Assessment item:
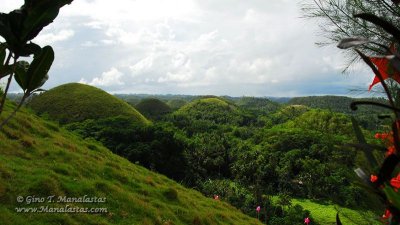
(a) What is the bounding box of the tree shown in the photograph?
[302,0,400,68]
[276,193,292,215]
[0,0,72,129]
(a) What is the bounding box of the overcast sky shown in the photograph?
[2,0,373,97]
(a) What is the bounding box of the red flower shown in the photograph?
[390,174,400,189]
[387,146,396,156]
[370,175,378,183]
[382,209,391,220]
[368,57,400,90]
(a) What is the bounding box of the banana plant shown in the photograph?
[0,0,73,129]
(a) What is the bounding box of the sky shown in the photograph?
[1,0,374,97]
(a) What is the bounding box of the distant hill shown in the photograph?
[166,99,188,110]
[267,97,292,103]
[271,105,310,124]
[236,97,281,115]
[288,96,390,130]
[0,101,262,225]
[288,96,388,114]
[135,98,172,119]
[174,97,243,125]
[28,83,149,124]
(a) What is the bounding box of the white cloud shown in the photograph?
[82,68,125,87]
[34,29,75,45]
[2,0,374,96]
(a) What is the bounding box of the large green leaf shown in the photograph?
[14,61,30,90]
[19,42,41,57]
[25,46,53,92]
[383,185,400,210]
[21,0,73,42]
[351,116,378,168]
[0,1,72,56]
[0,14,18,50]
[0,65,13,79]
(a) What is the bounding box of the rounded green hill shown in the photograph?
[28,83,149,124]
[167,99,187,110]
[135,98,171,119]
[175,97,242,124]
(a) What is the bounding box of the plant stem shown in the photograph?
[350,100,400,112]
[0,52,13,113]
[0,55,17,116]
[0,51,12,78]
[0,93,27,130]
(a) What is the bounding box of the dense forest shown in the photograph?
[26,85,387,224]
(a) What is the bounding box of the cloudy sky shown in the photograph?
[2,0,373,97]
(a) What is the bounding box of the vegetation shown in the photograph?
[4,1,400,223]
[28,83,149,124]
[53,88,386,224]
[301,0,399,59]
[304,0,400,223]
[276,198,380,225]
[288,96,391,130]
[0,100,262,225]
[0,0,72,129]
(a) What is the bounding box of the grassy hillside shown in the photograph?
[28,83,149,125]
[290,199,380,225]
[0,101,262,225]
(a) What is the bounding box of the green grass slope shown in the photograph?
[290,199,380,225]
[28,83,149,124]
[0,101,261,225]
[175,98,242,125]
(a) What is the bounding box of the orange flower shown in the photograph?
[370,175,378,183]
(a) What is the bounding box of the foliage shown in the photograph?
[0,0,72,129]
[282,109,354,136]
[173,97,243,125]
[66,117,187,181]
[0,101,262,225]
[26,82,385,222]
[199,179,256,214]
[28,83,149,124]
[307,0,400,223]
[270,105,310,124]
[301,0,400,60]
[268,204,314,225]
[291,198,380,225]
[288,96,391,130]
